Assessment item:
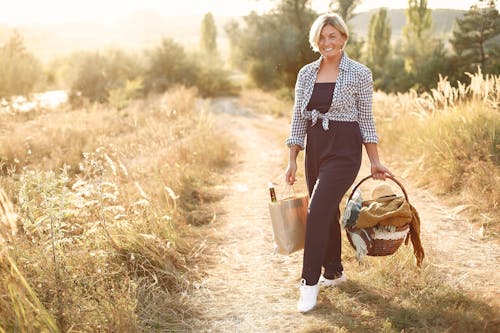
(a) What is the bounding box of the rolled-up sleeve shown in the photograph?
[285,71,308,149]
[356,68,378,143]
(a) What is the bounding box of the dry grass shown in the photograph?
[0,86,231,331]
[237,89,293,118]
[304,241,500,332]
[237,72,499,234]
[374,71,499,237]
[172,96,499,332]
[231,86,499,332]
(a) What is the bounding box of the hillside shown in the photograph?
[0,12,237,62]
[0,9,465,62]
[350,8,465,39]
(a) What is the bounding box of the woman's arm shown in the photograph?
[285,69,308,149]
[285,69,307,185]
[285,145,301,185]
[356,68,378,144]
[364,142,393,180]
[356,67,392,180]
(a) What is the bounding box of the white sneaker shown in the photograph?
[297,279,319,313]
[318,272,347,287]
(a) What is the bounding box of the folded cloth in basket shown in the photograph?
[406,204,424,267]
[356,196,411,229]
[355,196,424,267]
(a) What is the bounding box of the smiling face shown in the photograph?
[318,24,347,59]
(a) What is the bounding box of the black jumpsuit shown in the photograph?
[302,82,363,285]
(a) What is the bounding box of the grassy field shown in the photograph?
[0,69,498,331]
[0,86,231,331]
[374,72,499,238]
[244,71,500,238]
[235,72,499,331]
[297,245,499,332]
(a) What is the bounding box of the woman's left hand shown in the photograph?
[371,162,394,180]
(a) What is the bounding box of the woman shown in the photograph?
[285,13,393,313]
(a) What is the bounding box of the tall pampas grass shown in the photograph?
[375,70,499,235]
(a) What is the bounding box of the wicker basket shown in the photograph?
[345,175,410,257]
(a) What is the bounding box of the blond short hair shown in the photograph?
[309,13,349,52]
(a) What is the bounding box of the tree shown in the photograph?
[144,38,235,97]
[274,0,316,71]
[404,0,432,39]
[226,0,317,89]
[328,0,364,61]
[401,0,433,74]
[144,38,197,93]
[450,0,500,75]
[70,50,141,103]
[200,12,217,55]
[398,0,452,91]
[0,30,43,99]
[70,53,108,103]
[328,0,362,21]
[342,36,362,61]
[366,8,392,89]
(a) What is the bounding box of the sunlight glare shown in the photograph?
[0,0,275,25]
[0,0,481,26]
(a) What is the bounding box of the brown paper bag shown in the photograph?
[268,195,308,255]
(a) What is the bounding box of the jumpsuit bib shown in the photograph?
[302,82,362,285]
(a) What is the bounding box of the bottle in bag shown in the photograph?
[268,182,277,202]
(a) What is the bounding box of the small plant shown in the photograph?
[108,78,144,110]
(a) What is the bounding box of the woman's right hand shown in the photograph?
[285,161,297,185]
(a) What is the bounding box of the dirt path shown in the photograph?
[185,99,499,332]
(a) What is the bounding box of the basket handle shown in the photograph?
[348,175,410,203]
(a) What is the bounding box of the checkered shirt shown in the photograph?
[286,52,378,149]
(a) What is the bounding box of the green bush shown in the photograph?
[108,78,144,110]
[194,57,238,97]
[62,38,236,104]
[0,31,43,99]
[225,3,317,90]
[144,39,236,97]
[144,38,197,93]
[69,50,141,104]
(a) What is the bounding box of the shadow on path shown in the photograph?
[305,279,499,332]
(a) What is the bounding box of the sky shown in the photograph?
[0,0,481,26]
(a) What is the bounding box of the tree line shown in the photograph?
[0,0,498,102]
[227,0,499,92]
[0,12,233,106]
